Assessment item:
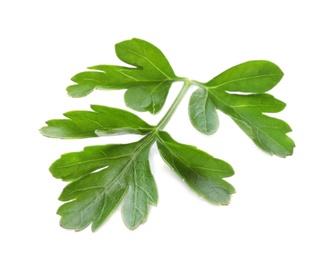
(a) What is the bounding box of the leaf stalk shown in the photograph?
[156,80,191,131]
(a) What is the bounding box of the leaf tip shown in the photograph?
[39,126,48,136]
[39,125,61,139]
[66,84,95,98]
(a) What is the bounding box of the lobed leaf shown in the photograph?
[208,90,295,157]
[198,60,295,157]
[40,104,154,139]
[67,38,178,114]
[157,131,235,205]
[51,136,158,231]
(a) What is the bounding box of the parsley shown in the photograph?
[40,38,295,231]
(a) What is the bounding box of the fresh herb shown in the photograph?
[40,38,294,231]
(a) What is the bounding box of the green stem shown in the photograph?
[135,80,191,153]
[189,79,206,89]
[156,80,191,131]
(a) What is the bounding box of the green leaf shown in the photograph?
[189,88,219,135]
[209,90,295,157]
[115,38,175,79]
[124,81,170,114]
[205,60,284,93]
[199,60,294,157]
[67,38,178,114]
[40,104,154,139]
[41,38,295,232]
[51,136,158,231]
[157,131,235,205]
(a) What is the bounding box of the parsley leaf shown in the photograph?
[41,38,295,231]
[67,38,179,114]
[40,104,153,139]
[157,131,235,205]
[51,135,157,231]
[190,60,295,157]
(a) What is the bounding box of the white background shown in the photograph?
[1,0,332,259]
